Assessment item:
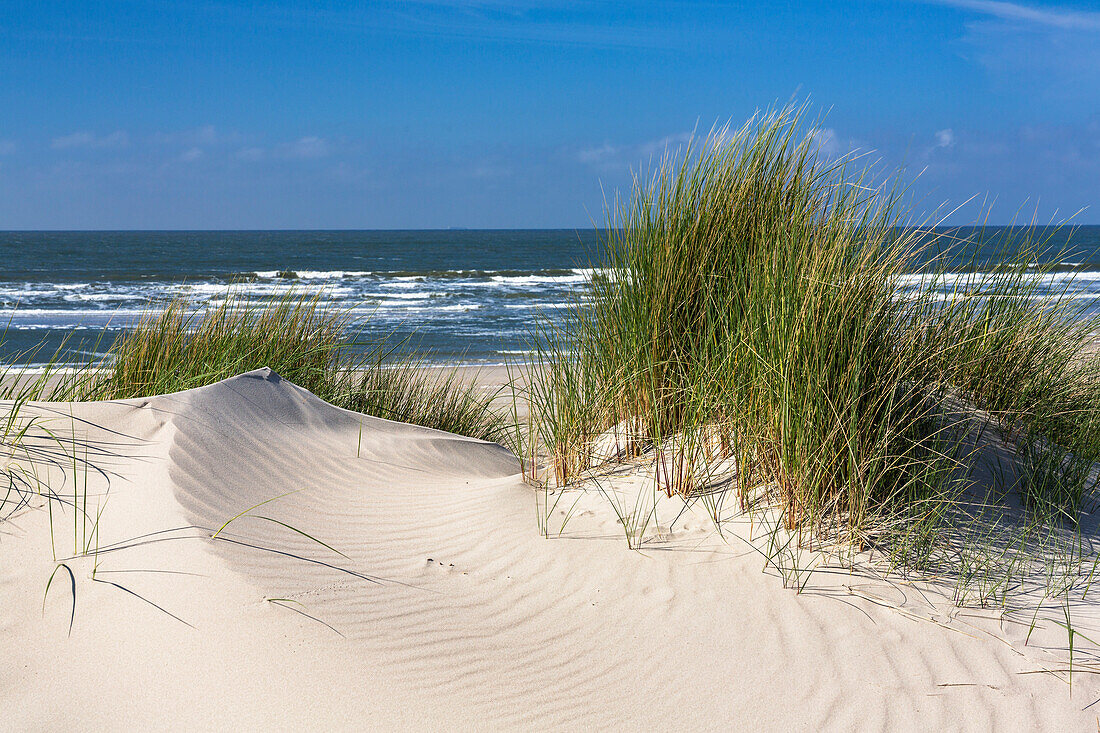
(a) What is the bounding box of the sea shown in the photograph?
[1,226,1099,366]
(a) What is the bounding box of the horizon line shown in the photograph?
[3,223,1099,233]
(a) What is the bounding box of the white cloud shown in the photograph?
[577,142,618,164]
[233,137,334,163]
[926,0,1100,31]
[235,147,266,162]
[934,0,1100,97]
[179,147,203,162]
[809,127,873,161]
[922,128,957,159]
[809,127,840,157]
[51,132,95,149]
[51,130,129,150]
[154,125,240,147]
[192,125,219,146]
[470,162,511,179]
[277,136,331,160]
[637,132,693,158]
[577,132,693,168]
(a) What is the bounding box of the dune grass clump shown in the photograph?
[333,355,507,440]
[79,295,346,401]
[11,293,513,443]
[897,229,1100,523]
[525,105,1100,566]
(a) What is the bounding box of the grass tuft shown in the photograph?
[56,292,512,442]
[521,103,1100,597]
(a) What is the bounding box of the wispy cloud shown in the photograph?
[0,140,16,155]
[232,136,334,163]
[235,146,266,162]
[277,136,331,160]
[918,128,958,159]
[208,2,682,54]
[51,130,129,150]
[154,125,241,147]
[469,161,511,179]
[808,127,839,157]
[637,132,693,158]
[807,126,873,162]
[927,0,1100,31]
[576,142,618,165]
[577,132,692,169]
[927,0,1100,102]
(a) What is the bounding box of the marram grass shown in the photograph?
[79,294,346,401]
[522,105,1100,580]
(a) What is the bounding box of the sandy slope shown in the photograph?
[2,368,1098,730]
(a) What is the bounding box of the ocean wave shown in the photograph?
[251,269,373,280]
[4,323,117,331]
[62,292,149,302]
[179,282,359,298]
[0,307,149,318]
[372,292,434,301]
[502,302,578,310]
[895,270,1100,289]
[371,303,482,313]
[240,266,607,282]
[0,265,605,295]
[488,274,590,286]
[0,288,69,299]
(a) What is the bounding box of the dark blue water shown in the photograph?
[0,226,1097,365]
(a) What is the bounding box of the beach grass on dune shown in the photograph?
[332,353,506,439]
[521,104,1100,589]
[79,294,347,401]
[1,293,510,443]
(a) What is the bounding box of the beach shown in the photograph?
[5,219,1100,729]
[6,0,1099,728]
[5,130,1100,732]
[4,367,1100,730]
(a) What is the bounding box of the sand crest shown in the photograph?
[1,368,1097,730]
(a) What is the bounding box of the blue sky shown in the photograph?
[0,0,1097,229]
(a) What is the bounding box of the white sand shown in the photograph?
[2,368,1099,730]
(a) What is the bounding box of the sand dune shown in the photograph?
[2,368,1098,730]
